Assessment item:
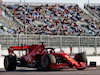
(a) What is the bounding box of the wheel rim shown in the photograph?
[41,57,49,68]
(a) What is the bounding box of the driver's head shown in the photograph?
[50,49,53,53]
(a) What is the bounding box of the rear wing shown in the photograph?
[8,46,29,55]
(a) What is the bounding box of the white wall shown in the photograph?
[0,45,1,57]
[0,45,99,68]
[87,56,100,66]
[0,56,4,68]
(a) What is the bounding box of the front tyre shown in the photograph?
[75,52,87,64]
[4,55,16,71]
[75,52,87,70]
[41,54,56,70]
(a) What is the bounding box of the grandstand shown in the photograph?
[0,2,100,36]
[0,2,100,55]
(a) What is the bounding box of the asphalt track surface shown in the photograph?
[0,67,99,75]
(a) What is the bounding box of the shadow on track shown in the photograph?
[0,68,85,73]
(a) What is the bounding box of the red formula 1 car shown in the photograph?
[4,43,87,71]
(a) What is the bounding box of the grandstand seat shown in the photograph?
[74,33,79,36]
[52,16,58,20]
[0,29,8,36]
[68,28,74,32]
[85,28,92,34]
[11,5,18,9]
[8,29,14,34]
[47,11,51,15]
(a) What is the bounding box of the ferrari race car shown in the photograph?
[4,43,87,71]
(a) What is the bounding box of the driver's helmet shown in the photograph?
[50,49,53,53]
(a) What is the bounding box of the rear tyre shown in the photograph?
[41,54,56,70]
[4,55,16,71]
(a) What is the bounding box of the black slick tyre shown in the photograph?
[74,52,87,70]
[4,55,16,71]
[75,52,87,64]
[41,54,56,70]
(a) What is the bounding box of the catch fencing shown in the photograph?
[0,34,100,55]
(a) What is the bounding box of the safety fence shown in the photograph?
[0,34,100,55]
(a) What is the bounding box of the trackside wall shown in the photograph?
[0,56,4,68]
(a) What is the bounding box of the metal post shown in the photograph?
[9,35,11,47]
[20,0,21,4]
[88,0,89,6]
[18,34,19,46]
[22,35,23,46]
[7,35,8,48]
[95,37,97,55]
[78,36,80,53]
[38,35,39,44]
[26,34,27,45]
[60,36,62,51]
[48,35,49,47]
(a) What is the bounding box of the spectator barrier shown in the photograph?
[0,34,100,55]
